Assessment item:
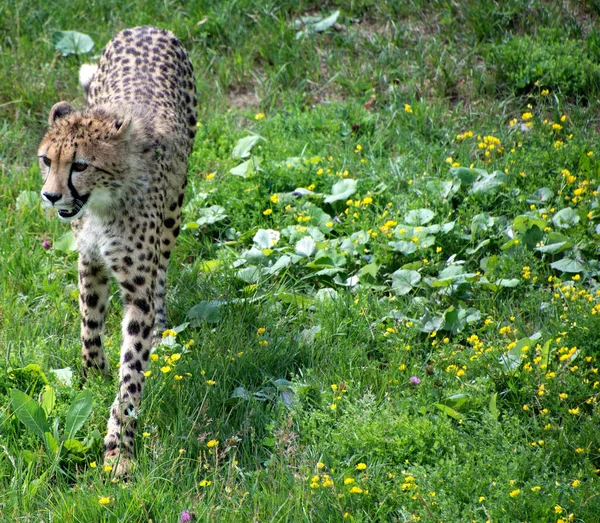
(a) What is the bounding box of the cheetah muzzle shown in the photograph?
[38,26,197,476]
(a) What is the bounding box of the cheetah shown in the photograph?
[37,26,197,475]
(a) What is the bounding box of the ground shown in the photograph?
[1,1,600,521]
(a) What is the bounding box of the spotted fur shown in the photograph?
[38,26,197,475]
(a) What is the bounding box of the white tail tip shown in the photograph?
[79,64,98,92]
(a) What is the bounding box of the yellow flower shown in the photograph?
[143,432,150,437]
[144,370,152,377]
[317,462,325,469]
[161,365,172,373]
[575,448,585,454]
[404,104,413,113]
[356,463,367,470]
[98,497,111,505]
[205,172,215,181]
[162,329,177,338]
[90,461,97,468]
[522,112,533,120]
[103,465,113,473]
[174,375,183,381]
[531,486,541,492]
[199,479,212,487]
[151,353,159,362]
[571,479,580,487]
[541,89,549,95]
[254,113,265,120]
[257,327,266,334]
[206,379,216,386]
[207,439,219,448]
[568,407,579,415]
[263,208,273,216]
[509,489,521,497]
[349,486,363,494]
[330,403,337,410]
[270,194,279,204]
[555,505,563,514]
[344,477,355,484]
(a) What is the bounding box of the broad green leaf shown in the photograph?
[358,263,379,284]
[295,236,317,257]
[541,339,552,370]
[50,367,73,386]
[552,207,579,229]
[550,257,585,273]
[426,180,458,199]
[513,215,547,234]
[226,386,251,405]
[471,213,495,237]
[495,278,520,288]
[236,266,263,283]
[499,337,531,373]
[489,393,499,420]
[527,187,554,203]
[432,403,463,420]
[10,389,50,440]
[253,229,280,249]
[44,432,59,457]
[266,255,293,275]
[469,171,507,195]
[323,179,358,203]
[64,439,86,454]
[388,240,417,255]
[232,135,264,159]
[230,157,260,178]
[450,167,480,185]
[52,31,94,56]
[65,390,93,440]
[297,326,321,345]
[443,307,480,334]
[40,386,56,416]
[536,241,572,254]
[196,205,228,226]
[391,269,421,295]
[199,259,221,273]
[404,208,435,226]
[54,231,77,252]
[187,301,222,323]
[466,239,490,255]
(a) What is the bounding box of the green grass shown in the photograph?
[2,1,600,521]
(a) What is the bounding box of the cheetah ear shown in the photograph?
[48,101,74,126]
[112,115,133,141]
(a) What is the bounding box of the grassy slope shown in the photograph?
[2,0,600,521]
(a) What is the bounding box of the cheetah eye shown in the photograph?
[72,162,88,173]
[42,156,51,167]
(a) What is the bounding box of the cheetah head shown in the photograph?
[38,101,132,222]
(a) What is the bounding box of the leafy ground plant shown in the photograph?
[2,1,600,521]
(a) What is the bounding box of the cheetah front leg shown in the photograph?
[78,255,110,377]
[103,266,156,476]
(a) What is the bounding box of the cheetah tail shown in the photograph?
[79,64,98,96]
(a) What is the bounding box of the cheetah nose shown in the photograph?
[43,192,63,204]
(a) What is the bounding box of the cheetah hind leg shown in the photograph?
[152,197,183,345]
